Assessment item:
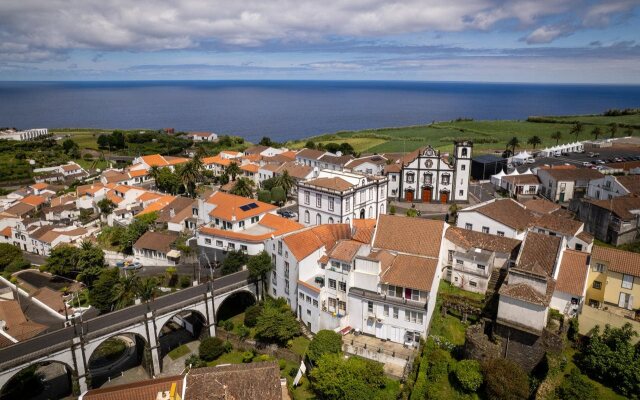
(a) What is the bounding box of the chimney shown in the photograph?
[169,208,175,218]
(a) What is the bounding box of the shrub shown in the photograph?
[567,318,579,342]
[452,359,483,392]
[389,205,396,215]
[278,359,287,370]
[242,351,254,363]
[270,186,286,204]
[244,305,262,327]
[482,358,530,400]
[223,340,233,353]
[406,208,418,217]
[237,324,250,340]
[255,354,271,362]
[307,330,343,365]
[288,367,298,377]
[179,275,191,288]
[184,354,207,368]
[199,337,226,361]
[556,368,597,400]
[257,190,271,203]
[223,320,234,332]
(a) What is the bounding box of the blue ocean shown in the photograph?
[0,80,638,142]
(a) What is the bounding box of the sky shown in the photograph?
[1,0,639,83]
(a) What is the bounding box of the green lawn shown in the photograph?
[288,336,310,357]
[288,113,639,156]
[559,347,626,400]
[168,344,192,360]
[92,337,127,363]
[438,280,486,303]
[206,350,247,366]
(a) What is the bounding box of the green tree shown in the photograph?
[570,122,584,140]
[257,190,271,203]
[452,359,483,392]
[45,245,80,277]
[273,170,295,196]
[556,368,597,400]
[507,136,520,154]
[259,136,273,146]
[121,212,158,254]
[591,126,603,140]
[2,365,45,399]
[155,167,183,195]
[62,139,80,157]
[229,177,255,198]
[270,186,286,205]
[406,208,418,217]
[0,243,27,272]
[137,277,159,302]
[112,273,140,309]
[89,268,120,313]
[221,250,248,275]
[225,162,241,181]
[482,358,529,400]
[255,302,300,344]
[179,154,204,197]
[165,266,178,287]
[527,135,542,149]
[199,337,226,361]
[244,304,263,328]
[97,198,116,215]
[307,330,343,365]
[551,130,562,145]
[97,134,110,149]
[609,123,618,138]
[261,177,276,191]
[247,251,272,301]
[578,323,640,397]
[310,354,386,400]
[339,142,355,155]
[305,140,316,149]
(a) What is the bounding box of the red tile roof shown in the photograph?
[373,214,444,258]
[206,192,277,221]
[591,245,640,277]
[555,250,589,297]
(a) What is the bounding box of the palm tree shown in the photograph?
[112,273,140,309]
[136,277,159,303]
[230,177,255,198]
[225,162,241,181]
[570,122,583,140]
[179,154,204,197]
[551,131,562,145]
[527,135,542,149]
[273,170,295,196]
[80,240,95,251]
[507,137,520,155]
[609,123,618,138]
[591,127,603,140]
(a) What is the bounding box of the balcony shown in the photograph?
[349,287,427,310]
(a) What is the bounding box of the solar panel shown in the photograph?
[239,202,258,211]
[248,203,258,209]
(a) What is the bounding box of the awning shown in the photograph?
[167,250,181,259]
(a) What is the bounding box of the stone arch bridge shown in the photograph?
[0,270,259,394]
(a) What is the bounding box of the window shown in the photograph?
[441,175,450,185]
[328,196,334,211]
[406,172,415,183]
[406,310,422,323]
[593,263,606,273]
[316,214,321,225]
[239,220,245,228]
[465,223,472,230]
[278,241,282,255]
[593,281,602,290]
[477,264,486,271]
[387,285,402,298]
[346,198,351,211]
[328,298,336,310]
[367,301,374,313]
[307,310,311,316]
[284,262,289,278]
[497,231,505,237]
[411,290,420,301]
[304,210,310,223]
[285,280,289,294]
[342,263,351,272]
[240,245,247,252]
[271,253,276,265]
[622,274,634,290]
[417,313,424,324]
[285,251,289,259]
[272,288,277,296]
[205,238,211,245]
[304,191,310,205]
[575,243,583,251]
[383,305,389,316]
[456,259,463,265]
[306,295,311,304]
[338,301,346,312]
[482,226,489,233]
[299,292,305,300]
[461,165,466,171]
[251,216,259,223]
[459,190,464,196]
[272,271,277,285]
[329,279,336,289]
[448,250,454,262]
[328,217,334,224]
[316,194,322,207]
[461,148,468,157]
[393,307,399,319]
[313,300,318,307]
[215,240,223,247]
[391,175,397,182]
[469,281,477,287]
[339,281,346,292]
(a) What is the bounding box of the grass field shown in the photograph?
[288,113,640,156]
[168,344,192,360]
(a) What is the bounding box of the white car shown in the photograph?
[582,162,592,167]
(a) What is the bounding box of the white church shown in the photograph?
[386,140,472,203]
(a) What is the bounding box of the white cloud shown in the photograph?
[524,25,573,44]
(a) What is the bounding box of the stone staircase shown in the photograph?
[299,321,314,340]
[487,268,508,294]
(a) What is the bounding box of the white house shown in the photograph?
[298,170,388,226]
[537,166,603,203]
[550,249,589,317]
[197,192,303,257]
[0,128,49,141]
[345,155,389,176]
[296,149,328,168]
[385,141,472,203]
[186,132,218,142]
[456,198,537,239]
[133,230,180,267]
[587,174,640,200]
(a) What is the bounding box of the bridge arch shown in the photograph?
[0,360,73,400]
[157,309,207,361]
[215,289,257,323]
[86,332,150,389]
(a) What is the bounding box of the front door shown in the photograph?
[559,192,565,202]
[405,189,414,202]
[422,187,432,202]
[440,191,449,204]
[619,292,632,309]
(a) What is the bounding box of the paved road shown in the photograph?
[22,252,47,266]
[469,182,496,203]
[0,270,251,365]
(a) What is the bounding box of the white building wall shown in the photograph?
[456,211,522,239]
[497,296,547,332]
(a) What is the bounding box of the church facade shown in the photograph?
[386,141,472,203]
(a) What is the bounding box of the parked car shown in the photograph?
[614,157,623,162]
[582,162,593,167]
[595,159,606,164]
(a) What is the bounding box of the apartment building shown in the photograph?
[457,198,537,240]
[537,167,603,203]
[297,170,388,226]
[587,174,640,200]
